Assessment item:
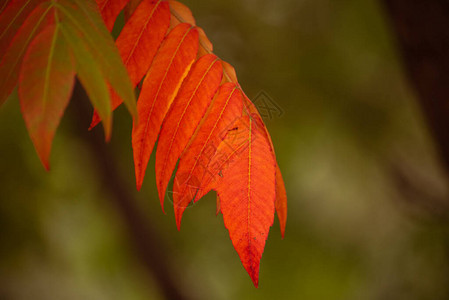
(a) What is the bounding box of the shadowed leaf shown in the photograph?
[0,2,53,106]
[0,0,45,61]
[60,0,136,118]
[95,0,129,31]
[60,19,112,139]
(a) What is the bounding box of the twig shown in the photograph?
[67,81,197,300]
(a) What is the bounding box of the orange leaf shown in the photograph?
[155,53,223,209]
[96,0,129,31]
[242,93,287,237]
[168,1,212,57]
[221,60,238,83]
[117,0,169,86]
[132,23,198,190]
[197,27,213,57]
[168,0,195,28]
[215,114,276,287]
[0,0,286,287]
[18,24,75,170]
[0,2,53,105]
[90,0,170,129]
[202,113,254,193]
[173,82,243,228]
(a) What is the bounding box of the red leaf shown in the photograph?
[90,0,170,129]
[155,53,223,209]
[0,0,45,61]
[96,0,129,31]
[123,0,141,21]
[215,114,276,287]
[132,23,199,191]
[0,1,8,14]
[0,2,53,105]
[173,82,243,228]
[18,24,76,170]
[0,0,286,288]
[275,163,287,238]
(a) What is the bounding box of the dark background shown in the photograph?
[1,0,449,299]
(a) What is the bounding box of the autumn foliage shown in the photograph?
[0,0,287,286]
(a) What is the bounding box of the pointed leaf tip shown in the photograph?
[216,115,276,289]
[90,0,170,129]
[103,116,112,142]
[96,0,130,31]
[155,53,223,210]
[173,83,243,226]
[63,0,136,129]
[60,19,112,140]
[18,24,76,171]
[275,164,287,238]
[132,23,199,200]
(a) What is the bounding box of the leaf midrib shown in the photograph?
[40,24,59,123]
[123,0,161,67]
[0,0,33,41]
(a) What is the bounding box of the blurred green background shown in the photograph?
[1,0,449,299]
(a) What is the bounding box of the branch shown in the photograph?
[382,0,449,178]
[67,81,198,300]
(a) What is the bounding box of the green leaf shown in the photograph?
[56,0,137,118]
[60,19,112,140]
